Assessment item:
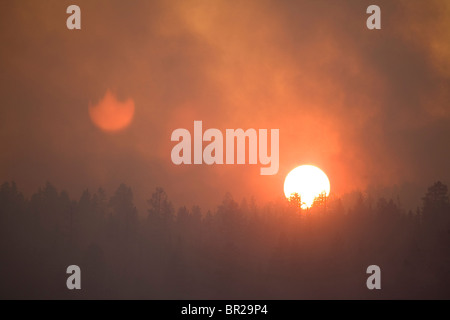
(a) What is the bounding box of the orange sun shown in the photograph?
[284,165,331,209]
[89,90,135,132]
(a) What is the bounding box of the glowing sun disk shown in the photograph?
[284,165,330,209]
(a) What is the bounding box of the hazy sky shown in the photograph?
[1,0,449,212]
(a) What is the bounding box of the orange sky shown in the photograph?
[1,0,449,212]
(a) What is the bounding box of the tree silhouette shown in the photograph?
[109,183,137,242]
[147,187,174,226]
[176,206,190,225]
[1,180,450,299]
[423,181,449,214]
[422,181,450,230]
[288,192,303,210]
[311,191,328,212]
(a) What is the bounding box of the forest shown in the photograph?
[0,181,449,299]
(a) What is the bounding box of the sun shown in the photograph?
[89,90,135,132]
[284,165,331,209]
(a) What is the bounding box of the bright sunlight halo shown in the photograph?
[284,165,331,209]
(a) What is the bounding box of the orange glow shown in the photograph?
[89,90,135,132]
[284,165,331,209]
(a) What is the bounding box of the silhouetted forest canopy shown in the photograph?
[1,181,449,299]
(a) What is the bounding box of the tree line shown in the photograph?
[0,180,449,299]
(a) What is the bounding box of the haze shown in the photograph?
[1,0,449,212]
